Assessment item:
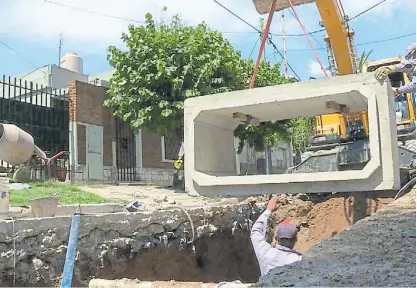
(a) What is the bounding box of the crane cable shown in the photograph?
[337,0,346,18]
[285,0,329,78]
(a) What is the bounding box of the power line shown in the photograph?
[42,0,388,39]
[285,0,328,77]
[282,32,416,52]
[248,38,259,58]
[285,8,325,50]
[270,0,389,37]
[349,0,387,21]
[43,0,145,24]
[212,0,260,32]
[212,0,302,81]
[0,39,46,74]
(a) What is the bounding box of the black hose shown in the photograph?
[394,176,416,200]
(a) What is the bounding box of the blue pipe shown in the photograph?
[61,213,81,288]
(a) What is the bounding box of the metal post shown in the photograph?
[265,145,271,174]
[282,11,288,77]
[249,0,278,89]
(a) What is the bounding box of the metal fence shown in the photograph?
[115,117,136,181]
[0,75,69,177]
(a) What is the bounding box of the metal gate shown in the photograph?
[0,75,69,174]
[115,117,136,181]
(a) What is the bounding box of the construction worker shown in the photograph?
[250,196,302,276]
[375,43,416,96]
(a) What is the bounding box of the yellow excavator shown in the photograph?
[363,57,416,144]
[172,0,416,188]
[249,0,415,178]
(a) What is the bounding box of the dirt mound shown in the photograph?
[244,193,394,253]
[255,189,416,287]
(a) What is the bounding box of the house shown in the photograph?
[8,53,293,185]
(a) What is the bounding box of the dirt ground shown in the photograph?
[90,278,251,288]
[82,184,395,254]
[80,184,237,210]
[256,188,416,287]
[240,192,394,253]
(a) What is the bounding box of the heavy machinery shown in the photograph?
[0,123,48,218]
[363,57,416,144]
[173,0,416,189]
[247,0,416,181]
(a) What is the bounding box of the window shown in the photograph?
[161,132,182,162]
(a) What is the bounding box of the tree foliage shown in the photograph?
[105,13,312,154]
[106,13,247,135]
[357,50,373,72]
[233,59,293,153]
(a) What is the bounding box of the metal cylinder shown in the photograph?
[0,124,35,165]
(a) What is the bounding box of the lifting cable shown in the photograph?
[285,0,329,78]
[337,0,346,18]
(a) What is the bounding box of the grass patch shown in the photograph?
[10,181,109,206]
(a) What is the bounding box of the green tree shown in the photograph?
[234,59,292,153]
[105,13,306,156]
[105,13,247,137]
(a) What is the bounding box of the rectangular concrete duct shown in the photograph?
[184,73,400,197]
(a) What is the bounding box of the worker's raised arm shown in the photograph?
[250,196,278,263]
[397,81,416,94]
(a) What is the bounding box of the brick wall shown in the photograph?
[69,80,180,183]
[141,128,172,169]
[69,81,115,167]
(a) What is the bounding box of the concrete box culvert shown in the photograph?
[184,73,400,197]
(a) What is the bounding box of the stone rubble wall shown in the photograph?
[0,203,261,287]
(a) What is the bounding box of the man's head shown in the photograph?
[275,219,297,249]
[405,43,416,65]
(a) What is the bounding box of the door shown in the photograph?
[87,125,103,180]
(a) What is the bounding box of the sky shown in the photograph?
[0,0,416,81]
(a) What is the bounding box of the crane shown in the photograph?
[172,0,415,189]
[250,0,415,184]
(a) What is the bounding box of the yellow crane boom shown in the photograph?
[252,0,369,149]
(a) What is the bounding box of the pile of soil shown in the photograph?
[242,192,394,252]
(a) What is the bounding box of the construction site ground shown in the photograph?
[80,184,241,209]
[256,188,416,287]
[77,184,409,287]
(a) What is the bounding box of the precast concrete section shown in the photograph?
[184,73,400,197]
[0,204,261,286]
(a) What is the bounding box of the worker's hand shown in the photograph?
[374,66,393,80]
[267,196,279,212]
[393,88,401,97]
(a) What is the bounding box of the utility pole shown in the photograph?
[58,34,63,67]
[260,18,267,61]
[282,12,288,77]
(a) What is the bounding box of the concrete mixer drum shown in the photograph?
[0,123,47,166]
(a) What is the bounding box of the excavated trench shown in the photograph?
[94,229,260,284]
[0,192,395,287]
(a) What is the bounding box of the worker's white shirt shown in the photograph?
[250,210,302,276]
